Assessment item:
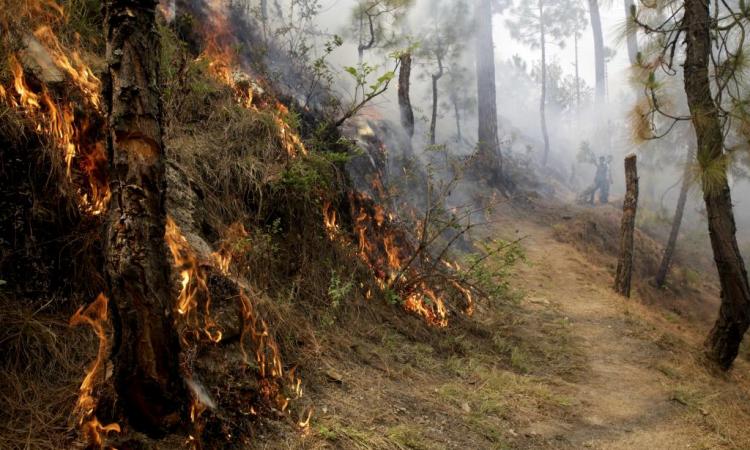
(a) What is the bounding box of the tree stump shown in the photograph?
[614,154,638,297]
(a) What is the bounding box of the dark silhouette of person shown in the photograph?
[589,156,612,204]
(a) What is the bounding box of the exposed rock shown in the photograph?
[20,35,64,84]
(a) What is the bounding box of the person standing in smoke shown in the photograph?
[589,155,612,204]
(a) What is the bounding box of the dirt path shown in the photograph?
[509,215,716,449]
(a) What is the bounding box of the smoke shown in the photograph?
[203,0,750,252]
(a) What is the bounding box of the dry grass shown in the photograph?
[0,296,94,450]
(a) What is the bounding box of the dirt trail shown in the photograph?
[509,215,717,449]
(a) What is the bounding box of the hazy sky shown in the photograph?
[316,0,633,95]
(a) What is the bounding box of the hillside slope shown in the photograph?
[259,201,750,449]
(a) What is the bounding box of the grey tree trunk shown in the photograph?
[539,1,550,166]
[588,0,605,103]
[104,0,185,434]
[452,93,462,141]
[398,52,415,138]
[430,53,444,146]
[683,0,750,370]
[614,154,639,297]
[573,32,581,109]
[655,149,694,288]
[474,0,504,187]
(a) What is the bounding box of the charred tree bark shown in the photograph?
[398,52,414,139]
[474,0,504,187]
[683,0,750,370]
[655,149,693,288]
[104,0,185,434]
[588,0,605,103]
[539,0,550,166]
[430,53,444,146]
[624,0,638,65]
[614,154,638,297]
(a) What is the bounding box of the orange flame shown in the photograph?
[33,25,102,110]
[165,217,223,342]
[196,29,306,159]
[348,192,449,327]
[2,32,109,216]
[322,200,338,239]
[69,293,121,447]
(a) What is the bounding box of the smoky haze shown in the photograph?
[264,0,750,253]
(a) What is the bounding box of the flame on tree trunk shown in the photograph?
[683,0,750,370]
[614,154,638,297]
[103,0,186,434]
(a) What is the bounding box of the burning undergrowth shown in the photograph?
[0,0,108,300]
[0,0,499,448]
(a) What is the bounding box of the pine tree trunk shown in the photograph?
[655,149,693,288]
[588,0,605,103]
[614,154,639,297]
[430,54,444,146]
[104,0,185,433]
[398,52,414,139]
[452,94,462,141]
[539,1,550,166]
[474,0,504,187]
[624,0,638,65]
[573,32,581,110]
[683,0,750,370]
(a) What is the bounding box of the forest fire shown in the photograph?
[165,217,223,343]
[191,0,307,160]
[346,192,449,327]
[1,8,109,216]
[165,218,299,415]
[32,25,102,109]
[323,200,339,239]
[69,294,121,447]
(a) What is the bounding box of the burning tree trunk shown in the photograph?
[587,0,605,104]
[683,0,750,370]
[614,154,638,297]
[398,52,414,139]
[474,0,504,187]
[655,149,693,288]
[103,0,185,434]
[430,52,444,146]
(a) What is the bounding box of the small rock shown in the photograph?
[461,402,471,413]
[20,35,64,84]
[324,368,344,384]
